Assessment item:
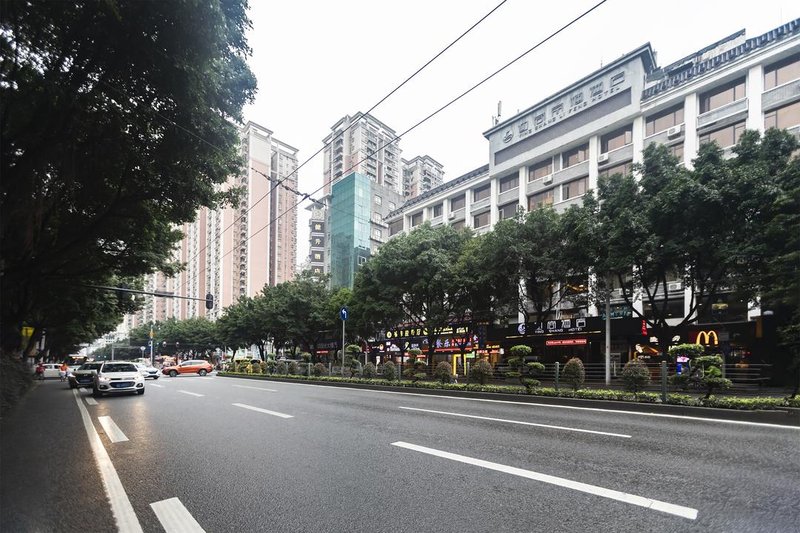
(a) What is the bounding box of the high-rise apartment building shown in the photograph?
[402,155,444,198]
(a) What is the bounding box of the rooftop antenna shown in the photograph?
[497,100,502,120]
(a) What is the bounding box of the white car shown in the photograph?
[92,361,145,397]
[36,363,63,379]
[133,362,160,380]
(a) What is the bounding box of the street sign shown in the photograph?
[340,307,348,321]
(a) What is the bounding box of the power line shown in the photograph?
[226,0,610,265]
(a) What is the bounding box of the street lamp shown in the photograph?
[140,346,146,363]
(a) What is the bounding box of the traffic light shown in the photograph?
[205,293,214,310]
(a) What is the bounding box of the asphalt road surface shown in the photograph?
[2,374,799,532]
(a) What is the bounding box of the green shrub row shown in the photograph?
[217,372,800,411]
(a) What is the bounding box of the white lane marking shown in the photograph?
[177,390,204,397]
[97,416,129,443]
[149,383,164,388]
[84,397,99,406]
[233,384,278,392]
[151,497,206,532]
[232,403,293,418]
[399,406,631,438]
[392,441,697,520]
[72,390,143,532]
[254,379,800,430]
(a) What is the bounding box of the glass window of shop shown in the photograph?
[563,143,589,168]
[473,211,490,228]
[562,176,588,201]
[700,78,746,113]
[498,202,519,220]
[764,100,800,130]
[528,188,554,210]
[598,161,633,179]
[473,184,490,202]
[645,105,684,136]
[601,125,633,153]
[764,53,800,90]
[498,174,519,193]
[699,121,746,148]
[643,296,685,319]
[528,158,553,182]
[450,194,466,211]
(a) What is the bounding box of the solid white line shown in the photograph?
[392,441,697,520]
[399,406,631,438]
[150,497,206,532]
[72,389,143,532]
[177,390,204,397]
[251,379,799,430]
[149,383,164,388]
[98,416,129,443]
[84,397,99,406]
[232,403,293,418]
[233,384,277,392]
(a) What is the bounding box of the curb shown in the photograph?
[217,373,800,427]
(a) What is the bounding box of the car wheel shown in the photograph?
[92,386,101,398]
[69,382,77,389]
[198,369,207,376]
[169,370,177,377]
[137,388,145,395]
[154,375,159,380]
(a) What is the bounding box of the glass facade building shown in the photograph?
[330,173,372,289]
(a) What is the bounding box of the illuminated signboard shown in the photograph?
[695,330,719,346]
[545,338,588,346]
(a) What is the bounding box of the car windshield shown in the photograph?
[102,363,137,373]
[79,363,102,371]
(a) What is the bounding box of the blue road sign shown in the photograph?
[340,307,348,321]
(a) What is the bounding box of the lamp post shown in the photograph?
[140,346,146,363]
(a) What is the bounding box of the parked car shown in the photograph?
[92,361,145,397]
[69,362,103,389]
[133,362,160,380]
[36,363,62,379]
[161,359,213,377]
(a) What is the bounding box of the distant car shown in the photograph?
[133,362,160,380]
[37,363,62,379]
[69,362,103,389]
[162,359,213,377]
[92,361,145,397]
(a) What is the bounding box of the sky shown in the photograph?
[242,0,799,266]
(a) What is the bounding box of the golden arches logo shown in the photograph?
[695,330,719,346]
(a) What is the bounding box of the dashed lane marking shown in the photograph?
[150,497,205,532]
[97,416,129,443]
[232,403,293,418]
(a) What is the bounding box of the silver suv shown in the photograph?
[92,362,145,397]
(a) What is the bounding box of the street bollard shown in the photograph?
[554,361,560,391]
[466,362,470,384]
[661,360,667,403]
[328,362,332,375]
[307,362,311,378]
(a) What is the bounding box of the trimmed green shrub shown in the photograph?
[362,362,377,378]
[407,348,422,362]
[668,343,706,360]
[521,378,540,393]
[250,362,262,375]
[311,363,327,376]
[470,359,493,385]
[508,345,532,362]
[265,360,275,373]
[434,361,453,384]
[382,361,397,381]
[692,355,732,398]
[300,352,311,363]
[561,357,585,391]
[621,359,651,392]
[275,361,288,375]
[668,373,690,390]
[287,361,299,375]
[526,362,545,376]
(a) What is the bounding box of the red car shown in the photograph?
[161,359,213,377]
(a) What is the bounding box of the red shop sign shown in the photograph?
[545,338,588,346]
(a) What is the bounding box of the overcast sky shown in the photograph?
[242,0,799,266]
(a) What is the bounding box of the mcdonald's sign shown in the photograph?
[695,330,719,346]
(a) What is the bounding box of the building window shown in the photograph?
[388,201,396,211]
[452,220,465,230]
[498,202,518,220]
[373,228,383,239]
[411,212,423,227]
[432,203,443,217]
[498,174,519,193]
[765,100,800,130]
[600,125,633,153]
[528,189,554,210]
[473,211,490,228]
[563,143,589,168]
[700,78,746,113]
[699,121,746,148]
[598,161,633,179]
[764,53,800,90]
[643,296,685,319]
[528,158,553,182]
[374,195,382,205]
[645,105,684,136]
[562,176,588,200]
[450,194,466,211]
[389,219,403,236]
[669,143,684,160]
[473,184,490,202]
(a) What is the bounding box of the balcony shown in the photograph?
[598,143,634,168]
[762,79,800,112]
[697,98,748,129]
[470,197,490,212]
[497,187,519,206]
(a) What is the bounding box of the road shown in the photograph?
[2,374,799,532]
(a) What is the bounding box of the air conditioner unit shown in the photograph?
[668,281,683,292]
[448,212,456,220]
[542,175,553,185]
[598,153,610,164]
[667,125,682,138]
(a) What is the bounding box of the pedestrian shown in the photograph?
[35,362,45,380]
[59,362,68,382]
